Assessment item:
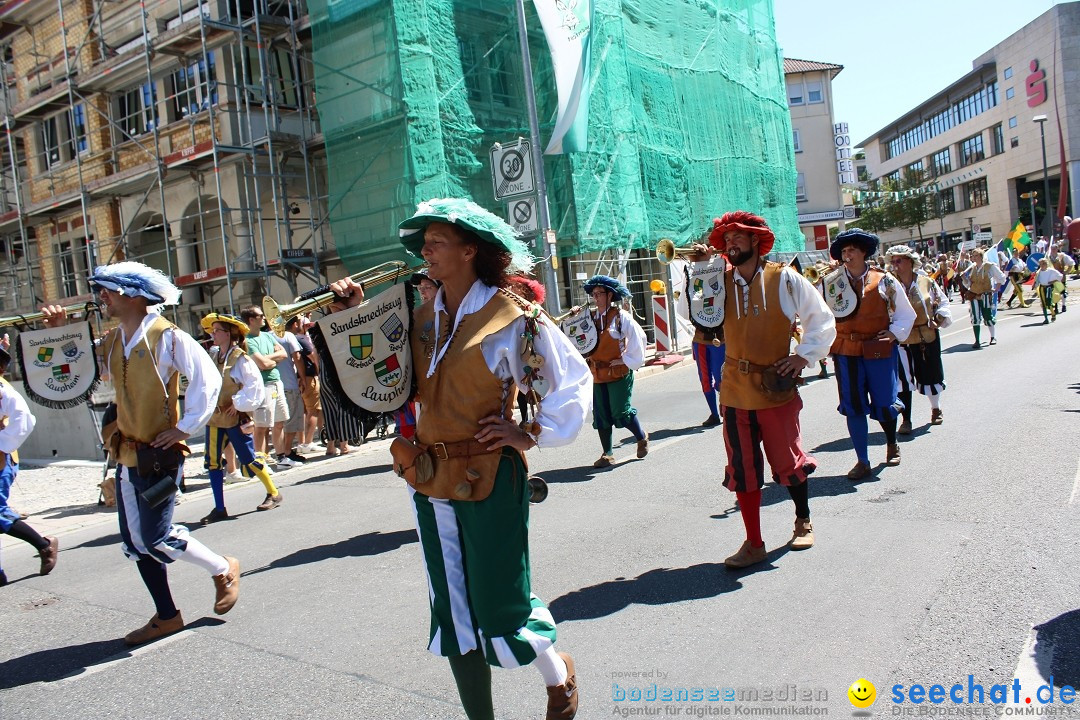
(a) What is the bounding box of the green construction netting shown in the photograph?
[308,0,800,272]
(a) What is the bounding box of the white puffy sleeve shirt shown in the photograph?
[429,281,593,449]
[775,266,836,365]
[228,352,266,414]
[0,381,36,454]
[600,307,647,371]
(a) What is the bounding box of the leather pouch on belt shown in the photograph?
[391,437,434,486]
[861,339,894,360]
[760,367,799,394]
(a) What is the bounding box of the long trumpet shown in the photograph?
[656,238,701,265]
[802,263,830,284]
[264,261,422,337]
[550,302,593,324]
[0,301,99,329]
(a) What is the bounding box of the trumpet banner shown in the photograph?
[559,307,599,356]
[16,321,100,409]
[309,283,415,418]
[684,257,726,332]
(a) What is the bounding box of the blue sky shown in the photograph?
[773,0,1060,146]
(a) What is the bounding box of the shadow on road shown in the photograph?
[1033,608,1080,690]
[34,503,115,521]
[243,528,417,576]
[549,562,747,621]
[615,425,711,446]
[710,474,858,521]
[69,532,123,550]
[0,617,223,690]
[293,463,394,486]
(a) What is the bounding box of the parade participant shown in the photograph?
[330,198,591,720]
[680,246,727,427]
[1003,254,1032,309]
[42,262,239,645]
[0,345,55,587]
[960,248,1006,349]
[885,246,951,432]
[410,269,442,304]
[702,212,835,568]
[825,230,915,480]
[200,312,281,524]
[1050,248,1073,313]
[581,275,648,467]
[1035,258,1064,324]
[238,306,289,463]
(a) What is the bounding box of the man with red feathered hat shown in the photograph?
[701,211,836,569]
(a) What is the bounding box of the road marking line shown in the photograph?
[55,629,193,683]
[941,312,1025,339]
[1007,626,1056,705]
[1070,456,1080,507]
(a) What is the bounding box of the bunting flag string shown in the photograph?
[845,166,985,203]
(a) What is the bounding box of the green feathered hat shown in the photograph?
[398,198,535,275]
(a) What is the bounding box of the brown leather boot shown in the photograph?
[39,537,59,575]
[790,518,814,550]
[724,540,767,569]
[546,651,579,719]
[124,612,185,646]
[930,409,943,425]
[592,454,614,468]
[636,435,649,459]
[846,461,872,480]
[213,556,240,615]
[886,443,901,466]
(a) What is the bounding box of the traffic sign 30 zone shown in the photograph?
[491,141,535,200]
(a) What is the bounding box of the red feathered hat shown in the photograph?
[707,211,776,257]
[508,275,546,305]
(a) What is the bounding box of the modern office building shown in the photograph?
[857,2,1079,251]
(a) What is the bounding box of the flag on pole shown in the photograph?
[532,0,593,154]
[1004,221,1031,255]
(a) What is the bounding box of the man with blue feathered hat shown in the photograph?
[824,230,915,480]
[579,274,648,467]
[331,197,592,719]
[42,261,240,645]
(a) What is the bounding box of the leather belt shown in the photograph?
[839,331,878,341]
[725,357,773,374]
[419,439,498,461]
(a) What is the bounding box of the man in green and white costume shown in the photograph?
[330,198,592,720]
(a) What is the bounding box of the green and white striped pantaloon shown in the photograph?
[409,449,557,668]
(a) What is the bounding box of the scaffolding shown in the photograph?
[0,0,333,331]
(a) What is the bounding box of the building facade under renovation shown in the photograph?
[0,0,799,456]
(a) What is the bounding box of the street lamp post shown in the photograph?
[1021,191,1038,236]
[1033,115,1051,238]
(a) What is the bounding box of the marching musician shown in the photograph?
[330,198,591,720]
[580,275,649,467]
[1050,247,1073,314]
[1003,253,1032,309]
[824,230,915,481]
[960,247,1006,349]
[200,312,281,524]
[42,262,240,645]
[0,344,56,587]
[885,246,951,432]
[682,244,727,427]
[704,212,835,568]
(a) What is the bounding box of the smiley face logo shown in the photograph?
[847,679,876,709]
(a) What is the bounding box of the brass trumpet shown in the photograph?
[802,262,831,284]
[656,238,701,265]
[550,302,593,324]
[0,301,99,328]
[264,261,423,337]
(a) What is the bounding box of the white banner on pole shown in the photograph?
[532,0,592,154]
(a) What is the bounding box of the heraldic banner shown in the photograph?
[16,321,100,409]
[310,282,414,417]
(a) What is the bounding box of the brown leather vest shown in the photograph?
[587,307,627,384]
[968,264,993,295]
[719,263,795,410]
[108,316,181,467]
[831,269,891,356]
[901,275,936,345]
[410,290,527,496]
[209,345,245,428]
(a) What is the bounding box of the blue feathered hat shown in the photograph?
[398,198,535,275]
[88,261,181,305]
[582,275,631,300]
[830,229,880,261]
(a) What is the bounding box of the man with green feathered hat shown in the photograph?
[332,198,592,719]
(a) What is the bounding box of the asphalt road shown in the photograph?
[2,291,1078,719]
